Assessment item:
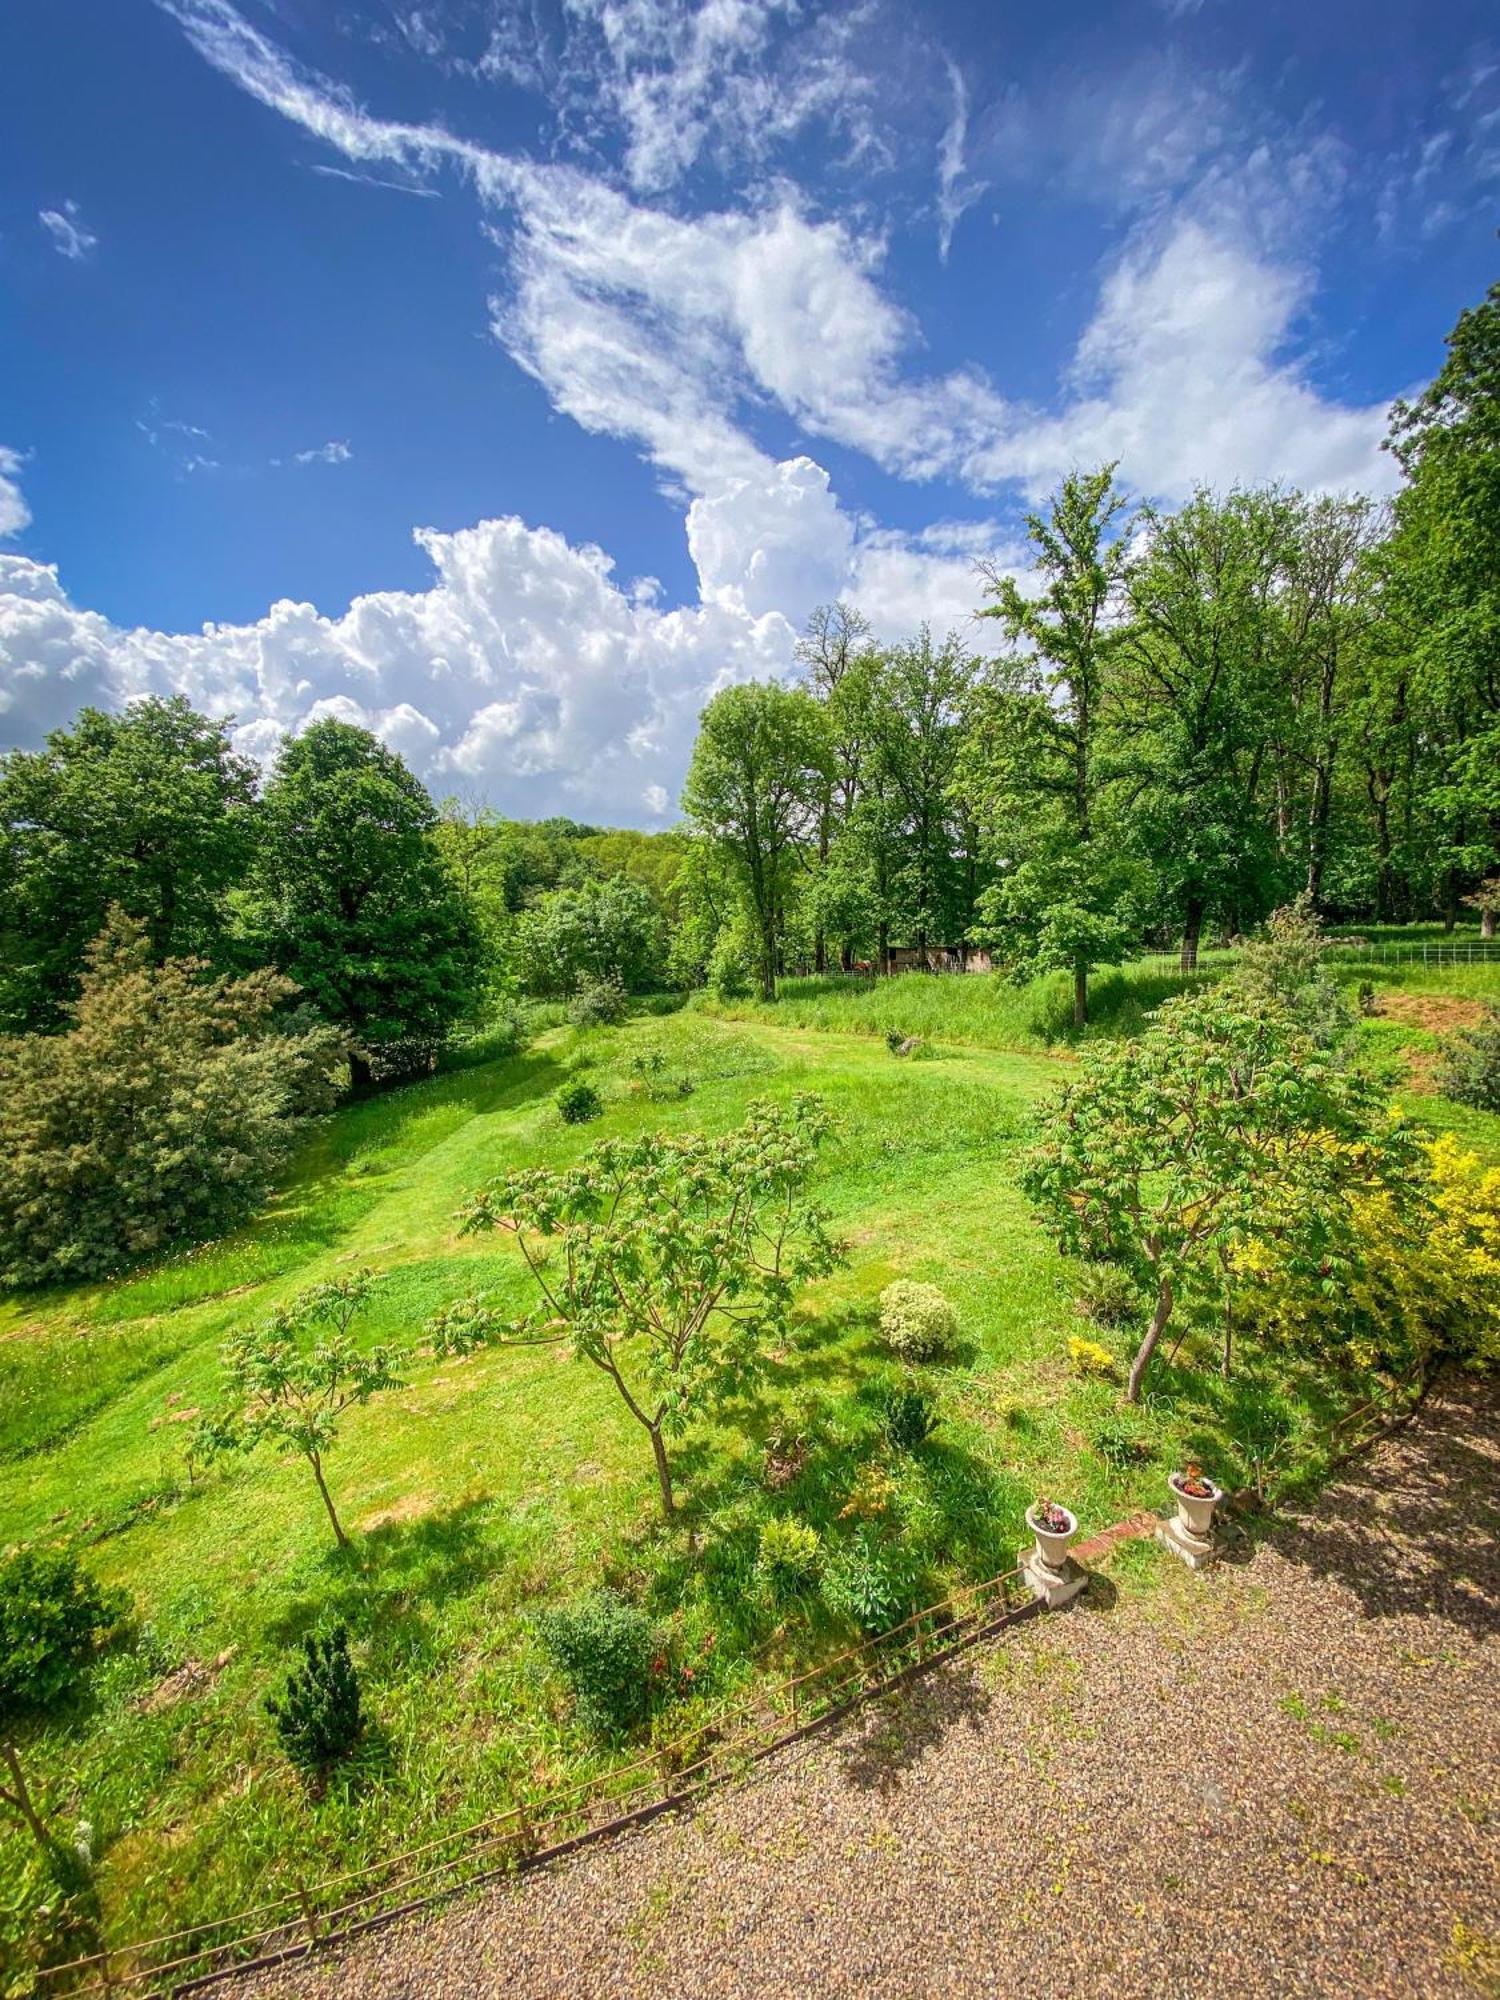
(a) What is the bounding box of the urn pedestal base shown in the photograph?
[1020,1550,1087,1608]
[1157,1515,1216,1571]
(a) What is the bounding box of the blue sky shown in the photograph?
[1,0,1496,823]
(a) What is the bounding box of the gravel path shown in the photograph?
[247,1379,1500,1999]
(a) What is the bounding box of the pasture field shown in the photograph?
[1,962,1496,1981]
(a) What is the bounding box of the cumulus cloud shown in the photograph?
[0,450,31,540]
[0,457,994,817]
[292,439,353,465]
[38,199,98,260]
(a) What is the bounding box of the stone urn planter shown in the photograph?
[1022,1499,1085,1607]
[1160,1464,1222,1570]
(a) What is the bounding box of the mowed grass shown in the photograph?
[1,978,1496,1974]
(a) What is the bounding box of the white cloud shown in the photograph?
[0,450,31,540]
[0,451,1001,814]
[38,200,98,260]
[292,440,353,465]
[936,58,985,261]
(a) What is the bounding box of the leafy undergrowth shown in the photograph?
[0,1000,1493,1979]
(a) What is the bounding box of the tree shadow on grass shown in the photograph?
[265,1497,503,1670]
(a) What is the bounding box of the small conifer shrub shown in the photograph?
[265,1626,363,1775]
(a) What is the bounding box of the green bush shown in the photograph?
[875,1381,940,1453]
[1438,1004,1500,1112]
[265,1626,364,1775]
[0,1548,119,1718]
[821,1530,914,1635]
[555,1078,604,1124]
[538,1592,655,1739]
[707,928,753,1000]
[755,1517,822,1596]
[0,914,344,1287]
[568,974,628,1028]
[1072,1260,1140,1329]
[1091,1413,1149,1468]
[877,1280,958,1360]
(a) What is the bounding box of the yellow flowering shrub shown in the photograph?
[1067,1335,1118,1380]
[1239,1134,1500,1377]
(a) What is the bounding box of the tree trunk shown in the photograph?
[648,1424,676,1518]
[1073,962,1087,1030]
[1484,907,1497,941]
[1,1742,49,1850]
[1126,1276,1173,1404]
[1443,875,1458,933]
[308,1451,350,1550]
[877,919,890,978]
[1179,899,1205,974]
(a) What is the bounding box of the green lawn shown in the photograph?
[1,980,1496,1984]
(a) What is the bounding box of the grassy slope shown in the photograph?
[1,967,1496,1971]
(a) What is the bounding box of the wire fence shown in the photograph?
[35,1562,1042,1997]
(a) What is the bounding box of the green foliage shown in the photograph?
[248,719,482,1085]
[567,973,628,1027]
[1022,986,1423,1401]
[706,920,755,1000]
[683,681,832,1000]
[0,913,344,1288]
[517,878,662,998]
[821,1529,917,1635]
[0,1550,118,1725]
[1231,899,1352,1046]
[202,1271,402,1548]
[264,1626,363,1775]
[555,1077,604,1123]
[0,697,257,1032]
[537,1592,655,1739]
[874,1380,940,1452]
[754,1518,822,1596]
[453,1095,844,1515]
[1090,1412,1150,1468]
[1438,1004,1500,1112]
[1071,1261,1140,1330]
[877,1280,958,1360]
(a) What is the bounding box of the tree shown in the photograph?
[797,603,873,972]
[682,683,831,1000]
[966,467,1138,1024]
[0,697,257,1032]
[1381,276,1500,924]
[0,913,343,1287]
[1021,988,1419,1402]
[1116,489,1294,964]
[442,1097,844,1518]
[863,630,981,963]
[200,1272,401,1549]
[0,1548,120,1851]
[250,720,482,1086]
[513,877,662,996]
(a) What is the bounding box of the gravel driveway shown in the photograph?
[246,1378,1500,2000]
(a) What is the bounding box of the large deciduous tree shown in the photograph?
[682,681,831,1000]
[966,466,1138,1025]
[0,697,257,1031]
[249,720,482,1085]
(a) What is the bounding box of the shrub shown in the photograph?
[1091,1413,1148,1467]
[875,1381,940,1453]
[755,1518,822,1596]
[1437,1004,1500,1113]
[0,914,344,1287]
[0,1548,119,1717]
[1357,981,1378,1018]
[878,1280,958,1361]
[556,1078,604,1124]
[1068,1334,1118,1380]
[538,1592,655,1739]
[1073,1261,1140,1329]
[568,974,628,1028]
[629,1047,693,1100]
[821,1530,914,1634]
[265,1626,363,1775]
[707,927,753,1000]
